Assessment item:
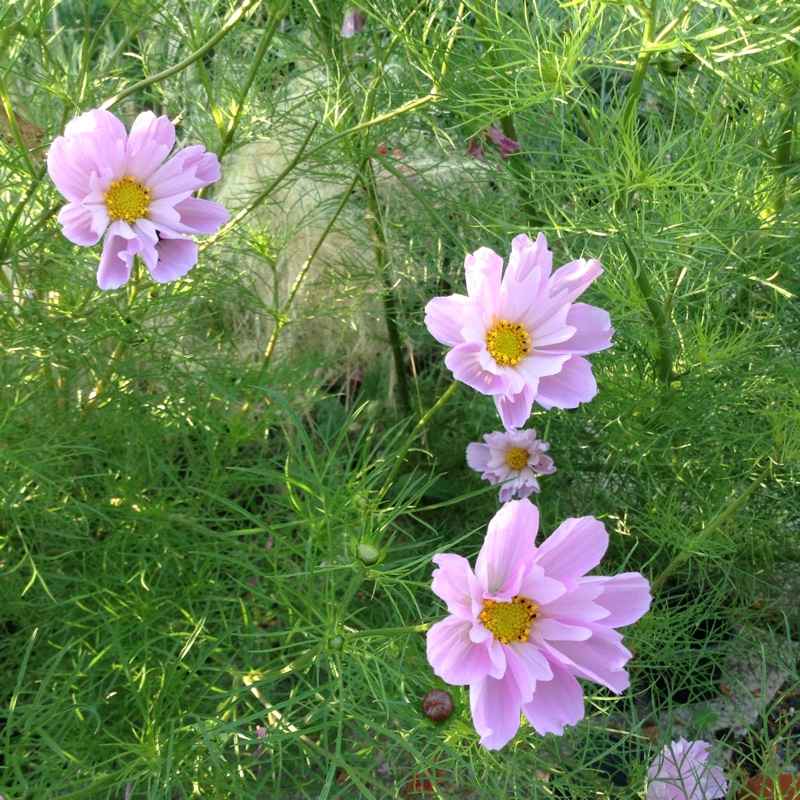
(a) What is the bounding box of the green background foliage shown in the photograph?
[1,0,798,797]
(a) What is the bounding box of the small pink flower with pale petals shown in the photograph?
[47,108,229,290]
[426,499,650,750]
[486,125,520,158]
[425,233,613,429]
[646,739,728,800]
[467,428,555,502]
[341,8,366,38]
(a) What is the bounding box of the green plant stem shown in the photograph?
[217,6,285,160]
[100,0,260,110]
[621,235,673,384]
[771,45,798,216]
[348,623,429,639]
[651,463,771,594]
[622,0,657,135]
[362,159,411,414]
[378,380,459,499]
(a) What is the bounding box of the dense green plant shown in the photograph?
[1,0,798,797]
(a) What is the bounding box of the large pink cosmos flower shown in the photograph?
[47,108,229,289]
[426,499,650,750]
[424,233,613,429]
[466,428,555,502]
[646,739,728,800]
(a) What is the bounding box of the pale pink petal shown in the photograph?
[125,111,175,180]
[96,234,135,290]
[534,516,608,583]
[499,233,550,320]
[476,500,539,595]
[495,385,535,430]
[464,247,503,308]
[582,572,651,628]
[538,581,609,624]
[173,197,229,234]
[148,145,220,198]
[149,238,198,283]
[431,553,480,620]
[64,107,126,140]
[516,563,566,605]
[425,294,470,346]
[514,352,572,382]
[427,616,492,685]
[535,356,597,410]
[469,672,523,750]
[541,303,613,356]
[548,257,604,306]
[522,659,585,736]
[57,201,108,245]
[537,619,592,641]
[466,442,491,472]
[445,342,509,395]
[543,625,631,693]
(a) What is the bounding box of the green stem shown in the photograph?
[771,45,798,217]
[100,0,260,110]
[621,0,657,135]
[218,5,286,160]
[621,235,673,384]
[379,381,459,498]
[362,159,411,413]
[651,463,770,594]
[348,623,429,639]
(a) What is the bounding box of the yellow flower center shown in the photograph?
[505,446,529,471]
[479,595,538,645]
[486,320,531,367]
[105,176,151,223]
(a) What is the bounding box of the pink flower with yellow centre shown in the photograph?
[47,108,229,289]
[466,428,555,502]
[426,499,651,750]
[424,233,613,429]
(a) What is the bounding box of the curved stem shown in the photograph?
[100,0,260,110]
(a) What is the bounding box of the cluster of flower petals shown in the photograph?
[646,738,728,800]
[425,233,613,429]
[466,428,555,501]
[426,499,651,749]
[47,108,229,289]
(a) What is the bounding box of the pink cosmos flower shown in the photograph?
[47,108,229,290]
[341,8,366,38]
[426,499,650,750]
[486,124,520,158]
[424,233,613,429]
[466,428,555,502]
[646,739,728,800]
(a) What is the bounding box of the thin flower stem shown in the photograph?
[362,158,411,414]
[217,4,287,161]
[100,0,261,110]
[378,380,459,499]
[621,0,657,135]
[771,43,798,217]
[651,462,771,594]
[621,234,673,384]
[348,623,429,639]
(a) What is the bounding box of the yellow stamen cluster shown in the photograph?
[505,446,529,471]
[105,176,151,223]
[486,320,531,367]
[479,595,538,645]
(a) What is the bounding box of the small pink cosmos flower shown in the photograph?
[47,108,229,290]
[646,739,728,800]
[426,499,650,750]
[425,233,613,429]
[341,8,366,38]
[486,124,520,158]
[466,428,555,502]
[466,137,486,161]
